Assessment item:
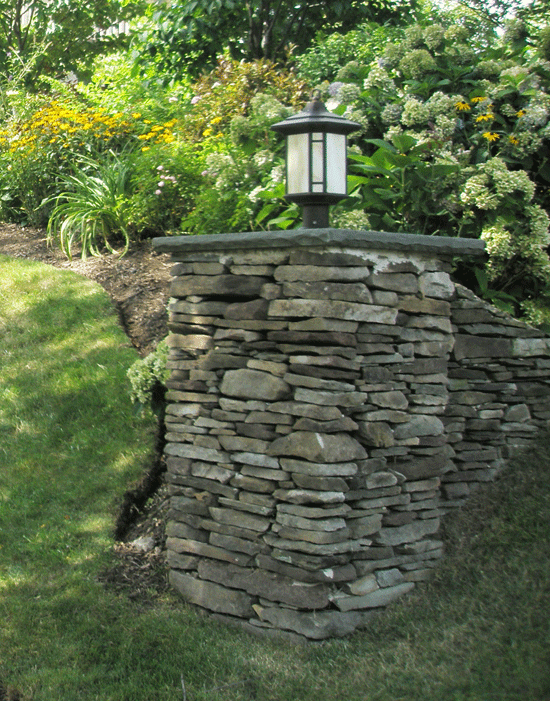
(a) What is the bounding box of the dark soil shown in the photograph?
[0,224,174,608]
[0,223,172,355]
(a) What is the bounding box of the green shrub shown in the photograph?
[125,143,202,237]
[277,18,550,321]
[295,22,403,84]
[127,339,170,416]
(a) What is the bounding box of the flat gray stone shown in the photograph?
[269,298,398,324]
[369,391,408,410]
[282,280,373,303]
[332,582,414,611]
[197,561,330,609]
[170,274,268,298]
[374,518,440,546]
[221,369,291,401]
[257,606,362,639]
[394,415,445,440]
[276,512,347,532]
[357,421,395,447]
[269,432,367,463]
[170,570,254,617]
[274,489,346,505]
[279,458,357,477]
[153,229,485,258]
[166,537,251,566]
[208,507,271,532]
[164,443,230,463]
[274,265,369,283]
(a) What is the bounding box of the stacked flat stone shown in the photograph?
[152,229,549,641]
[443,283,550,506]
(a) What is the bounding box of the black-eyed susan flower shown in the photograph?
[476,113,495,122]
[483,131,500,141]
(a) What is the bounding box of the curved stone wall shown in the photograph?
[152,229,550,641]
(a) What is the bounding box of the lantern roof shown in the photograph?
[271,93,361,136]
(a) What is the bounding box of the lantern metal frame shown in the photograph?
[271,93,360,228]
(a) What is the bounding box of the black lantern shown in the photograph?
[271,92,360,228]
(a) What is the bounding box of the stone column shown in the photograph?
[153,229,485,641]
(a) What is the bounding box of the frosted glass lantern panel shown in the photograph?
[326,133,347,195]
[311,133,325,192]
[287,133,309,194]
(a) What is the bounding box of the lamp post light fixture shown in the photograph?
[271,92,360,229]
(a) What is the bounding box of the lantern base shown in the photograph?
[302,204,330,229]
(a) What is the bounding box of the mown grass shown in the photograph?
[1,255,549,701]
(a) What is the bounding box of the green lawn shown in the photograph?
[1,256,549,701]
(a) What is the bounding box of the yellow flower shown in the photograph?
[132,112,142,119]
[211,116,223,124]
[476,113,495,122]
[471,96,487,103]
[509,135,519,145]
[203,128,213,137]
[483,132,500,141]
[455,101,471,111]
[516,109,526,117]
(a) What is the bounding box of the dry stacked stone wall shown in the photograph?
[153,229,550,641]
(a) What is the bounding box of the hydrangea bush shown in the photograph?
[302,20,550,321]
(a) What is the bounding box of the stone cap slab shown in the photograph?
[153,229,486,259]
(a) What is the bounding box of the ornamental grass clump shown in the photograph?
[46,153,134,259]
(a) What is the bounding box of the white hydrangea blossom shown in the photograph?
[519,96,550,128]
[363,66,396,92]
[337,83,361,104]
[403,24,425,49]
[481,220,514,257]
[384,125,403,141]
[381,103,403,125]
[461,158,536,211]
[250,93,291,121]
[269,164,285,184]
[205,152,241,191]
[434,114,458,141]
[426,91,459,118]
[398,50,437,80]
[512,131,543,156]
[331,209,372,229]
[253,150,274,169]
[486,158,535,200]
[343,107,368,133]
[475,60,502,78]
[401,98,430,126]
[500,65,530,80]
[444,25,469,42]
[461,172,499,210]
[423,25,445,50]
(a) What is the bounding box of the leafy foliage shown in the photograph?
[290,18,550,321]
[134,0,419,78]
[127,339,170,415]
[0,0,142,87]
